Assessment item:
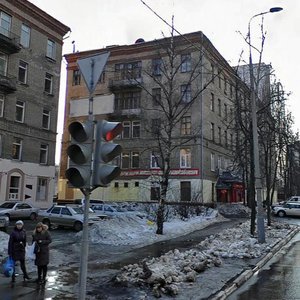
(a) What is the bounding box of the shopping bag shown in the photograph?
[3,257,14,278]
[26,242,36,260]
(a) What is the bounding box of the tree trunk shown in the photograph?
[156,203,164,235]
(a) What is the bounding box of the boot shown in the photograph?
[23,274,31,280]
[11,275,15,283]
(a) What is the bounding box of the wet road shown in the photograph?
[228,218,300,300]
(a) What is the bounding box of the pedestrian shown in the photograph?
[32,222,52,284]
[8,220,31,282]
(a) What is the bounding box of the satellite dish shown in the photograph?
[135,38,145,44]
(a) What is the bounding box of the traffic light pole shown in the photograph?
[78,58,95,300]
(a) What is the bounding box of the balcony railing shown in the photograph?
[0,72,17,93]
[0,26,21,54]
[109,69,143,89]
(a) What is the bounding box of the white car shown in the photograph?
[272,202,300,217]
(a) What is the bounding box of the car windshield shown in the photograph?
[72,207,84,214]
[0,202,16,208]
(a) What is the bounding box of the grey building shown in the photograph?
[0,0,69,207]
[60,31,248,203]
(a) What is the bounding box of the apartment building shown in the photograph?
[60,31,247,203]
[0,1,70,207]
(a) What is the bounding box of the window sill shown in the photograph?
[43,91,54,97]
[45,56,56,63]
[18,82,29,87]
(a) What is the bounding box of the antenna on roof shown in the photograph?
[72,40,75,53]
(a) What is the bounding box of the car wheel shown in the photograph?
[30,212,37,220]
[43,219,51,228]
[277,210,286,217]
[74,221,83,232]
[5,213,10,220]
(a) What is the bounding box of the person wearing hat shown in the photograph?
[8,220,31,282]
[32,222,52,284]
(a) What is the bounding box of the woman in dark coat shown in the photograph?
[32,222,52,284]
[8,220,31,282]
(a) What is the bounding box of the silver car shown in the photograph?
[38,205,100,231]
[272,202,300,217]
[0,201,39,220]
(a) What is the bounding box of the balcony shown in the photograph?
[109,69,143,90]
[112,108,142,117]
[0,72,17,93]
[0,27,21,54]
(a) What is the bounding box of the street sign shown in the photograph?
[77,52,110,94]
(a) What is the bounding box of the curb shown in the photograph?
[211,226,300,300]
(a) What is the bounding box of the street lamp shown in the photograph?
[248,7,283,243]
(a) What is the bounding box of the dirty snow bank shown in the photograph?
[114,221,296,298]
[84,209,222,247]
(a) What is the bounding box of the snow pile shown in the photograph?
[0,231,9,256]
[218,203,251,217]
[114,221,295,298]
[86,209,221,247]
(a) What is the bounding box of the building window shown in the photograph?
[211,63,215,83]
[218,98,221,116]
[115,61,141,80]
[181,84,191,103]
[181,54,191,72]
[218,69,221,88]
[0,11,11,37]
[131,152,140,168]
[124,182,129,188]
[0,95,4,117]
[211,153,215,171]
[115,91,141,110]
[217,156,222,170]
[122,121,131,139]
[135,182,139,187]
[224,103,228,121]
[132,121,140,138]
[15,101,25,123]
[121,152,130,169]
[0,52,8,76]
[152,88,161,106]
[20,24,30,48]
[180,148,191,168]
[39,144,48,164]
[46,39,56,60]
[152,119,161,135]
[72,70,81,86]
[181,116,191,135]
[150,154,159,169]
[152,58,162,76]
[18,60,28,84]
[12,138,22,160]
[44,73,53,94]
[9,175,20,200]
[210,93,215,111]
[210,123,215,141]
[42,109,50,129]
[114,182,119,188]
[37,178,47,201]
[218,126,221,144]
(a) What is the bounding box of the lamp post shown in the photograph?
[248,7,283,243]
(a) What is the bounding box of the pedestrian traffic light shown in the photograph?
[93,120,123,187]
[65,121,94,188]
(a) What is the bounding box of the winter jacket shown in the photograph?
[32,227,52,266]
[8,227,27,261]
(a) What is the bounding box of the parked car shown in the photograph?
[0,215,9,232]
[272,202,300,217]
[38,205,101,231]
[272,196,300,208]
[0,201,39,220]
[91,204,125,217]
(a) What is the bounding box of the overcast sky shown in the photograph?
[29,0,299,163]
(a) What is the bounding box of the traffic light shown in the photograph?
[93,120,123,187]
[65,121,94,188]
